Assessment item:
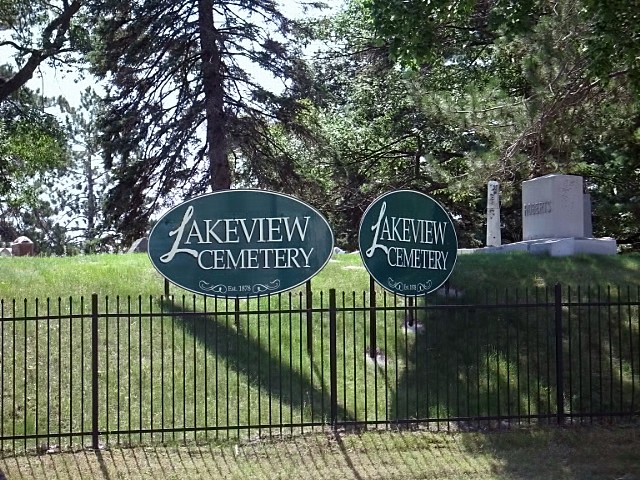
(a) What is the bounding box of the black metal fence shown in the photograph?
[0,283,638,452]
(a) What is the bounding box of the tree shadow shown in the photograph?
[389,286,640,477]
[159,297,348,430]
[390,286,640,429]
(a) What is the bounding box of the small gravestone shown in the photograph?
[127,237,148,253]
[486,180,501,247]
[11,236,34,256]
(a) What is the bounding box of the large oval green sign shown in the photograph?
[148,190,334,297]
[358,190,458,296]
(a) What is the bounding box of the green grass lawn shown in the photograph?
[0,251,639,474]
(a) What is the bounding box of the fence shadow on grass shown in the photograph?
[159,297,348,432]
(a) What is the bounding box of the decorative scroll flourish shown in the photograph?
[416,280,433,293]
[199,281,227,294]
[252,280,281,294]
[387,277,433,293]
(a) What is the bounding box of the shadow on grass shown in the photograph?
[391,302,554,427]
[159,297,349,429]
[388,285,640,480]
[390,285,640,428]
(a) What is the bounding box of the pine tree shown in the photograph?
[59,87,112,252]
[88,0,317,243]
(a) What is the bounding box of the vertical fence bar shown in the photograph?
[57,298,62,446]
[566,286,572,422]
[514,289,521,423]
[91,293,99,449]
[629,286,636,417]
[279,294,284,434]
[235,297,241,436]
[35,299,39,450]
[617,287,623,417]
[161,295,166,443]
[289,293,294,434]
[607,287,614,413]
[268,296,273,432]
[23,299,27,450]
[554,283,565,425]
[46,299,51,446]
[298,293,304,433]
[329,289,337,428]
[105,297,110,443]
[149,297,153,443]
[1,300,4,451]
[256,297,261,436]
[341,292,347,421]
[116,296,121,443]
[406,297,414,327]
[203,296,209,440]
[351,291,357,423]
[68,298,73,448]
[587,286,594,423]
[12,300,15,452]
[225,297,230,439]
[577,287,583,421]
[127,297,132,444]
[306,280,313,354]
[607,287,615,414]
[139,296,143,444]
[362,291,368,425]
[495,291,501,428]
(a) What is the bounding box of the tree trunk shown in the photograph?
[198,0,231,190]
[84,152,96,252]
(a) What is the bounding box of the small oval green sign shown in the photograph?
[358,190,458,296]
[148,190,334,297]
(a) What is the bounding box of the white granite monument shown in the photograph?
[522,174,584,240]
[462,174,617,256]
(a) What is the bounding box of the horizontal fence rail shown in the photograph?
[0,283,638,452]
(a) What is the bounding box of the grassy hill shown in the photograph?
[1,251,639,300]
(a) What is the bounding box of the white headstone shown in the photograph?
[127,237,148,253]
[486,181,501,247]
[522,174,584,241]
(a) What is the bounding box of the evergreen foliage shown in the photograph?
[87,0,321,244]
[2,0,640,252]
[0,73,70,252]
